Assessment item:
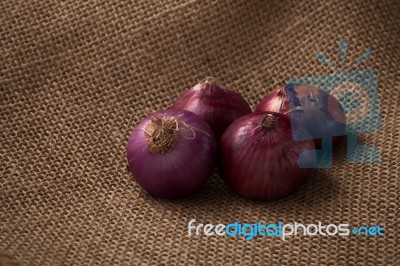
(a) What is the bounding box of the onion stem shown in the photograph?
[261,115,278,131]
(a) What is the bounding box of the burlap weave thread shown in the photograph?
[1,0,399,265]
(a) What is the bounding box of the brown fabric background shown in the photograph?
[1,0,399,265]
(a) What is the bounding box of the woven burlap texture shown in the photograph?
[1,0,399,265]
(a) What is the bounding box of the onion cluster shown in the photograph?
[126,79,345,200]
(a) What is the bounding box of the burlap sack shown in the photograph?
[1,0,399,265]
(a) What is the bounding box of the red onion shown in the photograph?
[256,83,346,149]
[219,112,317,200]
[171,78,252,139]
[127,109,217,199]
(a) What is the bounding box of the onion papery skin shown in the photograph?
[171,78,252,139]
[219,112,317,200]
[256,83,346,149]
[127,109,217,199]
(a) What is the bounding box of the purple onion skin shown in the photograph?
[219,112,316,200]
[171,79,252,139]
[256,83,346,148]
[127,109,217,199]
